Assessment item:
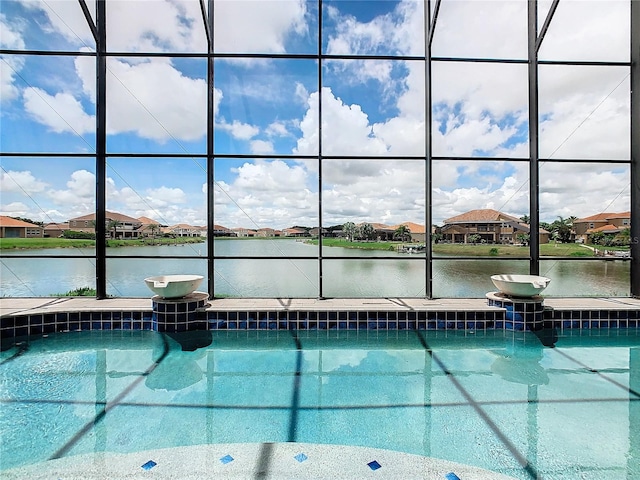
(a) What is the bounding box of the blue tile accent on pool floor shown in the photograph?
[294,453,308,463]
[220,454,234,465]
[367,460,382,470]
[141,460,157,470]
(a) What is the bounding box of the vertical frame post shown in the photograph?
[424,0,436,299]
[318,0,324,299]
[95,0,107,298]
[631,0,640,297]
[206,0,215,299]
[527,0,540,276]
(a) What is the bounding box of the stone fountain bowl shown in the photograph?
[144,274,204,299]
[491,274,551,298]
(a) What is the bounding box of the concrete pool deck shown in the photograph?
[2,443,518,479]
[2,296,640,317]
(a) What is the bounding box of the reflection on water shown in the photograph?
[145,354,204,391]
[2,329,639,479]
[0,239,630,297]
[491,338,551,386]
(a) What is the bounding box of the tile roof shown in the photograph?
[520,223,550,234]
[390,222,426,233]
[443,209,521,224]
[605,211,631,219]
[69,211,141,223]
[360,222,392,230]
[0,216,41,227]
[356,222,426,233]
[170,223,203,230]
[138,216,162,225]
[44,222,69,229]
[574,212,630,223]
[586,224,622,234]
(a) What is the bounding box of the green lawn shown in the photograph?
[106,237,205,247]
[0,237,205,250]
[307,238,397,250]
[311,239,608,257]
[434,242,597,257]
[0,238,96,249]
[1,236,626,258]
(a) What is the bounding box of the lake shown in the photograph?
[0,239,630,298]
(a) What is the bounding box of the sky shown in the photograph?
[0,0,632,230]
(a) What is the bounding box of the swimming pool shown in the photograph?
[1,328,639,479]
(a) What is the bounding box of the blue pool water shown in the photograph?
[1,328,639,479]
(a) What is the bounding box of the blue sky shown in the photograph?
[0,0,632,229]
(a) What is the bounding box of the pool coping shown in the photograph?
[2,296,640,344]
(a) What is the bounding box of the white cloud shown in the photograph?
[539,68,629,160]
[0,57,23,104]
[0,169,48,193]
[65,169,94,198]
[539,163,629,220]
[106,183,200,226]
[18,0,95,46]
[294,82,309,104]
[295,87,388,156]
[323,1,423,87]
[323,160,425,225]
[265,121,289,137]
[233,160,307,192]
[250,140,274,154]
[431,1,527,59]
[538,0,629,62]
[46,170,96,208]
[0,14,26,103]
[214,160,316,228]
[325,0,423,56]
[217,120,260,141]
[146,186,188,206]
[213,0,307,53]
[436,115,519,157]
[23,87,95,134]
[106,59,209,141]
[0,202,30,216]
[0,13,25,50]
[73,56,218,142]
[106,0,206,52]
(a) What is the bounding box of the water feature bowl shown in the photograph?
[491,274,551,298]
[144,274,204,299]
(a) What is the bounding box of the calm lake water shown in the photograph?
[0,239,631,298]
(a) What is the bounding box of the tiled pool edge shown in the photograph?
[2,296,640,343]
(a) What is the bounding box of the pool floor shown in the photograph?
[1,328,639,479]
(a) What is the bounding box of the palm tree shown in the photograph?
[394,224,411,242]
[107,219,121,240]
[552,216,573,243]
[149,223,160,239]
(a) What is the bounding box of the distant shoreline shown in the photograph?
[1,237,629,258]
[0,237,205,250]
